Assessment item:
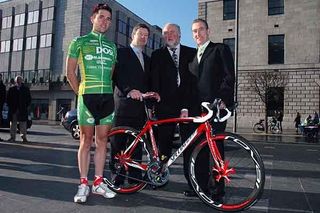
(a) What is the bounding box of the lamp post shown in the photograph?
[316,79,320,114]
[233,0,239,132]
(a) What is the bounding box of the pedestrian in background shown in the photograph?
[277,110,283,132]
[294,112,301,133]
[312,111,319,125]
[6,75,31,143]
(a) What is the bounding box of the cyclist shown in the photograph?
[66,3,116,203]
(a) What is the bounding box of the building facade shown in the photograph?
[0,0,163,121]
[198,0,320,129]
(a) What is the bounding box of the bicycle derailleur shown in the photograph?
[147,161,170,187]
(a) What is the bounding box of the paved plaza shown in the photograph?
[0,125,319,213]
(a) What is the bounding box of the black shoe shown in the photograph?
[183,190,197,197]
[113,174,125,186]
[212,193,224,204]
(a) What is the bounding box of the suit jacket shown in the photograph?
[7,84,31,121]
[189,42,235,109]
[113,47,150,118]
[150,45,196,118]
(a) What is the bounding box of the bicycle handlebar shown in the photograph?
[193,99,232,123]
[139,94,232,124]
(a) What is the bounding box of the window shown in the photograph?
[268,34,284,64]
[147,37,153,49]
[223,0,235,20]
[30,99,49,120]
[14,13,25,27]
[42,7,54,21]
[13,38,24,51]
[0,40,11,53]
[223,38,235,60]
[26,36,37,50]
[128,25,134,37]
[40,34,52,48]
[268,0,284,16]
[2,16,12,29]
[153,35,162,49]
[27,10,39,24]
[117,19,127,35]
[266,87,284,116]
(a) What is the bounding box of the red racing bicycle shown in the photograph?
[105,95,265,212]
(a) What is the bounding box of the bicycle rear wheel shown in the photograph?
[105,126,151,194]
[189,132,265,212]
[253,123,264,133]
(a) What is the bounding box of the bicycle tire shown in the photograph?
[189,132,265,212]
[253,123,264,133]
[270,125,280,134]
[105,126,152,194]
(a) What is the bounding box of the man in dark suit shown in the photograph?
[111,23,159,184]
[150,23,196,162]
[7,75,31,143]
[184,18,235,199]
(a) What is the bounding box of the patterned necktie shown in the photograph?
[197,47,204,63]
[170,48,180,86]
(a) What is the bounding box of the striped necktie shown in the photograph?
[170,48,180,86]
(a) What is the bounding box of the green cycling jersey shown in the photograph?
[68,31,117,95]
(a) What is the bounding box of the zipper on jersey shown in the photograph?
[99,33,104,94]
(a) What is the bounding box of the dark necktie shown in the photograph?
[170,48,180,86]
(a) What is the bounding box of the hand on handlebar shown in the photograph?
[219,100,226,109]
[142,92,161,102]
[128,89,143,101]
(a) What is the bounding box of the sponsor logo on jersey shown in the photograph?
[84,55,94,60]
[96,46,114,56]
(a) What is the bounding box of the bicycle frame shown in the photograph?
[121,112,225,179]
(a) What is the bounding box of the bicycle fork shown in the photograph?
[205,123,235,183]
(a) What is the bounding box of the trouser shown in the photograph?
[10,112,27,140]
[183,120,227,193]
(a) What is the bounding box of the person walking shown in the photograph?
[111,23,159,185]
[6,76,31,143]
[66,3,117,203]
[294,112,301,133]
[150,23,196,163]
[185,18,235,201]
[277,110,283,132]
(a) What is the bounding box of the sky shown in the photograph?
[116,0,198,47]
[0,0,198,46]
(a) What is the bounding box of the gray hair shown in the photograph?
[162,23,181,36]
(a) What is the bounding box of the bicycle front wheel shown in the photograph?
[189,132,265,212]
[106,126,152,194]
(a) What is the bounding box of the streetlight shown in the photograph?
[233,0,239,132]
